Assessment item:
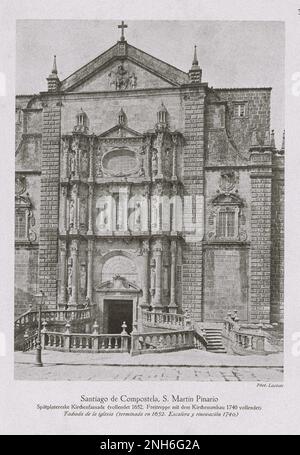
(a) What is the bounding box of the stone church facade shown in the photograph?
[15,25,284,332]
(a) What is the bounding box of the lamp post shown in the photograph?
[34,290,45,367]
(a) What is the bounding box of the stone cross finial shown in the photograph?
[118,21,128,41]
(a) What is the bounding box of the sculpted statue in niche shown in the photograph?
[62,138,70,177]
[164,148,172,176]
[151,149,158,176]
[67,262,72,299]
[79,198,87,228]
[134,201,142,230]
[96,147,103,177]
[71,137,80,177]
[163,266,169,294]
[150,260,156,296]
[69,199,75,229]
[98,202,108,230]
[80,263,87,297]
[81,150,89,177]
[69,150,76,177]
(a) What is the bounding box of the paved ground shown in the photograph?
[14,350,283,382]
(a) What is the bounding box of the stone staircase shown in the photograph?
[203,327,226,353]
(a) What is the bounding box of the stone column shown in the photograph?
[62,136,70,180]
[71,184,79,234]
[87,184,94,235]
[88,136,95,183]
[119,186,128,232]
[153,239,163,310]
[144,136,151,179]
[87,239,94,302]
[60,186,67,234]
[70,240,79,307]
[156,132,164,179]
[169,239,177,313]
[141,240,150,308]
[59,240,67,307]
[172,134,178,180]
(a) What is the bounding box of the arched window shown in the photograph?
[208,193,246,242]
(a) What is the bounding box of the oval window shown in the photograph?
[102,148,138,176]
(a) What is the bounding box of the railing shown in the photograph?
[42,332,128,353]
[39,321,130,353]
[193,326,208,350]
[23,331,38,351]
[223,311,267,353]
[15,307,93,331]
[141,310,188,330]
[130,328,204,355]
[20,321,207,356]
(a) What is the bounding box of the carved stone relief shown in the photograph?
[108,63,137,90]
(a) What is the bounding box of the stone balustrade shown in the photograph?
[131,328,199,355]
[39,321,130,353]
[223,311,266,353]
[141,310,188,330]
[15,307,92,331]
[23,332,38,351]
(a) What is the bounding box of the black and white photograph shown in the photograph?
[14,19,284,382]
[2,0,300,436]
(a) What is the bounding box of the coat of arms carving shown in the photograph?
[108,63,137,90]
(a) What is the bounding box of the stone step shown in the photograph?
[203,328,226,353]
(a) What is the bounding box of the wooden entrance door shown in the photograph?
[106,300,133,334]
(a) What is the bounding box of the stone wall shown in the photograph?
[181,85,206,320]
[214,88,271,159]
[60,90,183,135]
[271,154,284,323]
[203,246,249,321]
[38,98,61,306]
[15,246,39,317]
[249,149,273,322]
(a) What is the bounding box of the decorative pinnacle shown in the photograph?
[158,101,167,112]
[264,129,270,147]
[52,55,58,75]
[270,129,275,148]
[193,45,199,67]
[251,130,259,147]
[281,130,285,152]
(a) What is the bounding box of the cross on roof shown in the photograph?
[118,21,128,41]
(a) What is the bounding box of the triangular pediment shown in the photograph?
[95,277,141,293]
[212,193,243,206]
[60,42,189,92]
[99,124,142,138]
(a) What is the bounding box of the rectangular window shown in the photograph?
[217,210,235,238]
[15,211,26,240]
[234,103,246,118]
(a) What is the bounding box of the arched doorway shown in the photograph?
[95,252,141,334]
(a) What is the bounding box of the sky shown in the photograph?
[16,20,285,144]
